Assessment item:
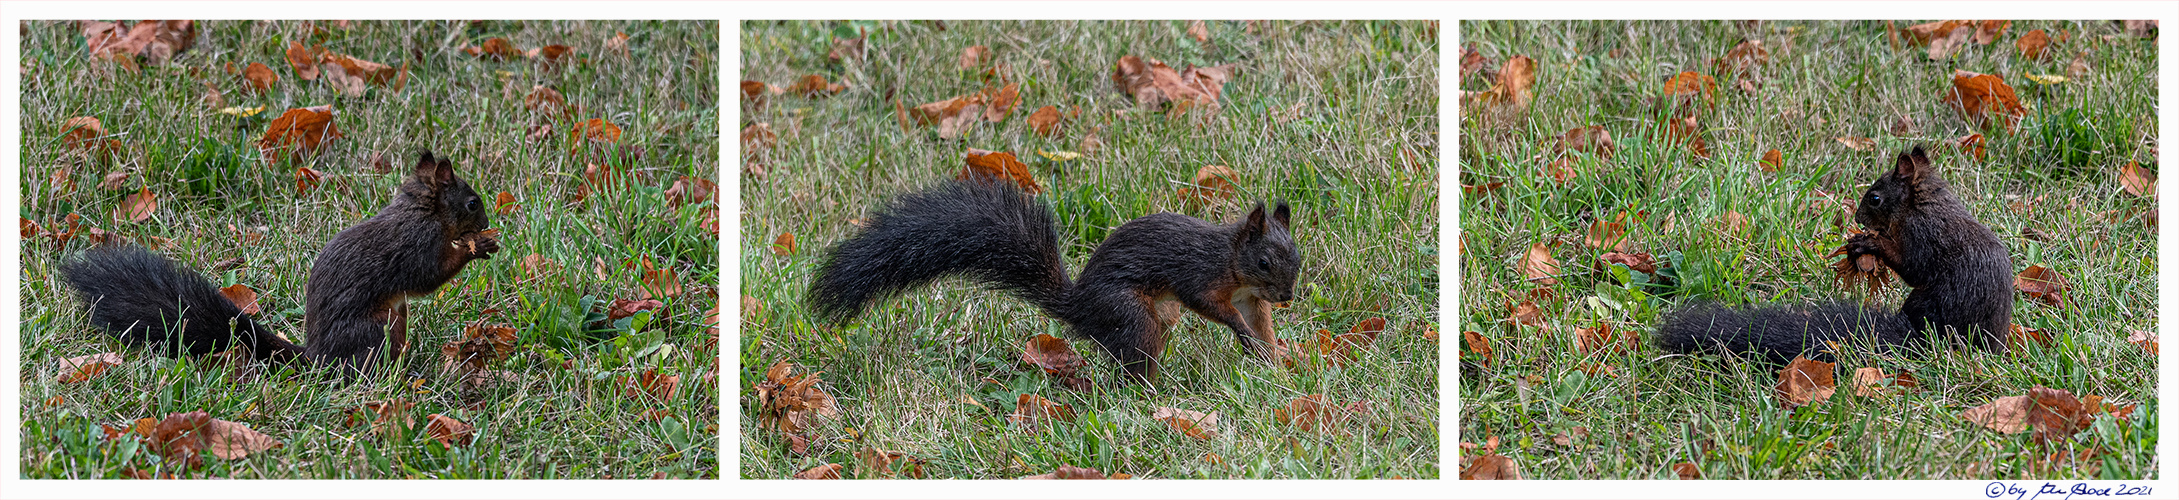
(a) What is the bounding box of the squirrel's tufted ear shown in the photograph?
[1894,144,1934,187]
[1239,202,1269,239]
[1272,202,1292,230]
[413,151,455,188]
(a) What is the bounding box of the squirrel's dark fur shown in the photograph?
[809,177,1301,381]
[61,152,499,372]
[1655,145,2012,363]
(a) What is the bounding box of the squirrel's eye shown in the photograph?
[466,200,478,211]
[1257,258,1270,270]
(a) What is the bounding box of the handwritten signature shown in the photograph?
[1986,482,2155,500]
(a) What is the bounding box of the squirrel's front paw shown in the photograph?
[1840,231,1885,258]
[457,230,502,259]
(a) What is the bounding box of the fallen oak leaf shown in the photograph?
[1773,355,1837,408]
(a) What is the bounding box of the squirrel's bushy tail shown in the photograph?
[808,178,1072,321]
[60,244,303,361]
[1654,303,1912,363]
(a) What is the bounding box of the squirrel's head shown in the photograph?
[1856,144,1941,230]
[1233,200,1299,303]
[400,151,491,234]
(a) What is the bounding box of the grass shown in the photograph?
[738,20,1438,479]
[18,20,720,479]
[1458,21,2157,479]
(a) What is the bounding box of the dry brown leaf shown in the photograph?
[792,463,843,479]
[1027,105,1064,137]
[1573,322,1635,355]
[1714,39,1768,80]
[1517,242,1559,285]
[241,62,278,92]
[440,321,518,374]
[1674,462,1702,480]
[785,74,846,98]
[1943,70,2027,131]
[606,31,630,58]
[755,361,841,451]
[960,148,1041,194]
[2017,29,2053,60]
[1461,454,1521,480]
[464,37,522,61]
[1760,149,1783,172]
[257,105,342,162]
[1020,334,1091,391]
[1956,134,1987,161]
[1773,355,1837,408]
[83,20,195,67]
[115,187,157,223]
[2119,162,2156,199]
[1508,300,1547,330]
[1110,55,1237,112]
[2014,265,2069,308]
[1180,165,1237,204]
[2127,330,2158,354]
[1836,136,1877,152]
[622,369,681,402]
[1553,125,1615,160]
[1462,330,1494,368]
[1662,71,1717,107]
[1008,393,1077,429]
[958,45,990,70]
[1019,465,1128,480]
[216,284,261,315]
[1851,367,1919,398]
[1151,406,1220,440]
[57,352,125,384]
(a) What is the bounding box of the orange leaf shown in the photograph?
[294,166,324,196]
[772,233,796,256]
[257,105,343,162]
[217,284,261,315]
[569,118,623,144]
[115,187,157,223]
[1179,165,1237,204]
[785,74,845,98]
[1027,105,1064,136]
[1773,355,1838,408]
[424,414,475,448]
[494,191,517,214]
[1461,330,1494,367]
[960,148,1042,194]
[284,41,323,80]
[1007,393,1077,429]
[1759,149,1783,172]
[242,62,278,92]
[1673,462,1702,480]
[465,38,522,61]
[793,463,844,480]
[1956,134,1987,161]
[1943,70,2027,131]
[2016,29,2053,60]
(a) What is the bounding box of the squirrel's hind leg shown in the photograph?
[1071,292,1171,383]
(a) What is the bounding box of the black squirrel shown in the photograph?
[1655,145,2013,363]
[807,177,1301,381]
[60,152,500,371]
